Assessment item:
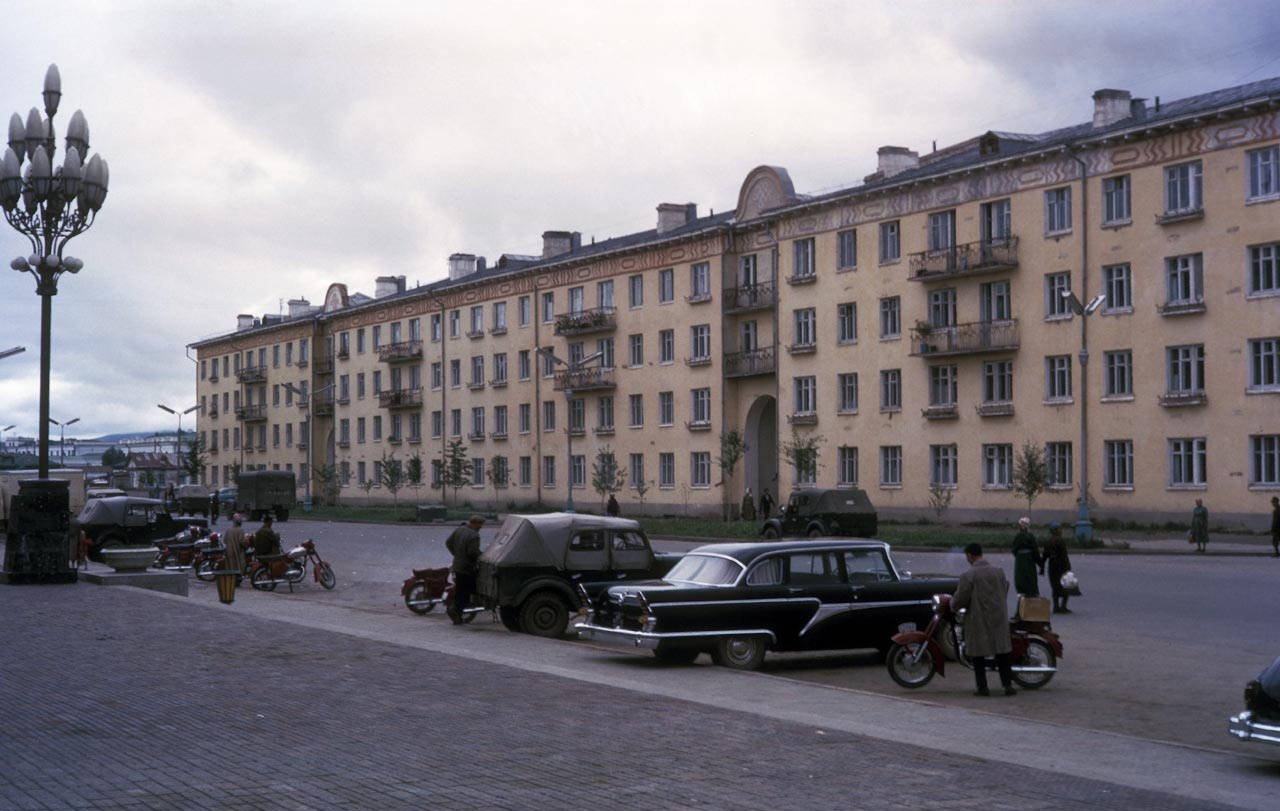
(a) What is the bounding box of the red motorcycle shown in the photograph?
[401,567,482,622]
[155,526,217,571]
[250,539,336,592]
[885,593,1062,690]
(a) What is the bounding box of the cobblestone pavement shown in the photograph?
[0,583,1257,811]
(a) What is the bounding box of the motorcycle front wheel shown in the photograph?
[886,641,937,688]
[318,563,336,590]
[1011,639,1056,689]
[194,559,217,582]
[250,567,276,592]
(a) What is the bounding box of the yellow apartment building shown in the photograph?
[189,77,1280,528]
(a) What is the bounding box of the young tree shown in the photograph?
[1012,441,1048,512]
[379,450,404,505]
[359,477,376,505]
[405,452,425,502]
[487,454,509,492]
[440,438,472,506]
[717,429,747,521]
[591,445,626,510]
[781,428,825,487]
[101,446,127,468]
[928,483,954,520]
[314,464,340,506]
[182,436,207,483]
[633,477,651,516]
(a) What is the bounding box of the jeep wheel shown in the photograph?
[518,592,569,638]
[761,526,780,540]
[807,525,824,538]
[498,606,521,631]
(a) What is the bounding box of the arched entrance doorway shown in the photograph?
[743,395,777,509]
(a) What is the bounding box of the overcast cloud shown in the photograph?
[0,0,1277,440]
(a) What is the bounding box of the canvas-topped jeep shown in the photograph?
[760,487,878,539]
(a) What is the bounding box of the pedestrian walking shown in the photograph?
[759,489,774,518]
[1010,517,1041,597]
[209,491,219,525]
[1041,522,1072,614]
[606,494,620,517]
[222,514,246,579]
[952,543,1016,697]
[741,488,756,522]
[1190,498,1209,554]
[446,515,484,625]
[1270,496,1279,558]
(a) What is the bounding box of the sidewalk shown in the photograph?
[2,576,1276,810]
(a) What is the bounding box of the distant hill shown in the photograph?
[89,431,171,443]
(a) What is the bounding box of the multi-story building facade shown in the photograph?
[190,78,1280,527]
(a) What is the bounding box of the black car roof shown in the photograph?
[688,538,889,566]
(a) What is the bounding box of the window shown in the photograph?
[1045,187,1072,233]
[836,303,857,344]
[519,456,531,487]
[629,454,644,489]
[355,374,365,400]
[493,301,507,331]
[880,369,901,412]
[1166,344,1205,394]
[793,376,816,416]
[1103,264,1132,312]
[658,268,674,303]
[928,365,957,406]
[542,401,556,432]
[690,262,711,299]
[518,350,531,380]
[597,279,614,310]
[568,398,585,433]
[983,360,1013,403]
[518,403,531,434]
[518,296,531,326]
[629,274,644,308]
[450,409,462,436]
[837,373,858,413]
[568,286,584,316]
[430,411,442,438]
[983,444,1013,488]
[1248,145,1280,200]
[837,446,858,486]
[597,396,614,431]
[880,446,902,487]
[740,254,758,288]
[659,452,675,488]
[1045,272,1072,318]
[1164,160,1203,214]
[356,329,367,354]
[541,292,555,323]
[1046,442,1073,487]
[927,288,956,328]
[1104,440,1135,488]
[691,452,711,487]
[691,388,711,425]
[407,320,419,343]
[494,405,508,436]
[628,334,644,367]
[658,329,674,363]
[430,362,442,390]
[1102,175,1131,224]
[570,456,585,489]
[541,351,555,378]
[494,353,507,384]
[930,444,957,487]
[1251,435,1280,486]
[793,308,816,348]
[450,359,461,388]
[658,391,674,426]
[471,407,485,437]
[981,199,1012,242]
[1045,355,1073,401]
[357,461,366,484]
[1169,437,1207,487]
[430,314,442,342]
[543,456,556,487]
[879,297,900,339]
[597,337,614,370]
[980,281,1011,322]
[837,229,857,271]
[1249,243,1279,296]
[879,220,900,263]
[470,356,485,387]
[927,210,955,252]
[356,417,366,444]
[740,321,758,353]
[629,394,643,427]
[372,415,382,441]
[374,370,385,394]
[1104,350,1133,398]
[792,238,815,279]
[448,312,459,338]
[272,344,280,368]
[690,324,711,361]
[1249,338,1280,391]
[1166,254,1204,305]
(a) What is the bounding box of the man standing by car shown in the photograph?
[952,543,1016,697]
[446,515,484,625]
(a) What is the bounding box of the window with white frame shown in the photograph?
[980,280,1011,322]
[837,373,858,413]
[658,268,674,303]
[1103,263,1132,311]
[629,274,644,308]
[518,351,531,380]
[519,456,531,487]
[430,411,442,438]
[1248,145,1280,201]
[927,210,955,252]
[1251,434,1280,486]
[471,458,485,487]
[629,454,644,489]
[793,376,816,416]
[879,220,900,263]
[1104,350,1133,398]
[1166,344,1205,394]
[1045,272,1072,318]
[567,286,584,316]
[494,405,508,436]
[542,456,556,487]
[691,324,711,360]
[518,403,531,433]
[838,229,857,270]
[658,391,674,425]
[570,455,586,489]
[1045,187,1072,233]
[1104,440,1134,488]
[596,337,614,369]
[493,301,507,331]
[691,388,711,425]
[983,360,1013,403]
[793,308,816,347]
[628,334,643,367]
[1045,355,1073,401]
[880,446,902,486]
[1102,174,1131,224]
[837,303,857,344]
[1165,254,1204,305]
[879,297,900,338]
[629,394,643,427]
[740,254,757,287]
[471,356,484,387]
[541,292,555,323]
[518,296,531,326]
[471,407,485,437]
[1250,243,1279,296]
[982,444,1013,488]
[659,329,674,363]
[597,280,614,310]
[930,444,958,487]
[880,369,901,411]
[927,288,956,328]
[928,365,957,406]
[690,262,711,299]
[1164,160,1203,214]
[469,305,484,334]
[792,238,815,279]
[1169,437,1207,487]
[494,352,507,384]
[659,452,675,488]
[837,446,858,485]
[691,452,711,487]
[568,398,585,432]
[1046,442,1073,487]
[542,400,556,432]
[450,410,461,436]
[1248,338,1280,391]
[981,199,1012,242]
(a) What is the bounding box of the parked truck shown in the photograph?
[234,470,296,521]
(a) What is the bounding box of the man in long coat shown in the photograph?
[952,543,1015,697]
[446,515,484,624]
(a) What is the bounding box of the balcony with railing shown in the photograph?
[921,404,960,420]
[723,281,777,314]
[313,393,335,417]
[236,365,267,384]
[553,368,616,392]
[975,402,1015,418]
[787,412,818,426]
[379,388,423,409]
[378,340,423,363]
[909,319,1020,358]
[235,404,267,422]
[1158,390,1207,408]
[909,237,1019,283]
[314,354,335,375]
[724,347,776,379]
[554,307,617,337]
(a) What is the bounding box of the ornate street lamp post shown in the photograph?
[2,64,109,479]
[157,403,199,478]
[48,415,79,463]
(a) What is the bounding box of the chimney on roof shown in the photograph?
[375,276,406,298]
[447,254,480,281]
[236,314,255,331]
[656,203,697,235]
[1092,89,1133,128]
[542,231,581,259]
[287,298,311,318]
[874,146,920,180]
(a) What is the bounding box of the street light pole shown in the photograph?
[157,403,199,477]
[2,65,110,479]
[0,346,25,360]
[1062,289,1106,545]
[47,416,78,464]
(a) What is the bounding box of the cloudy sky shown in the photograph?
[0,0,1277,441]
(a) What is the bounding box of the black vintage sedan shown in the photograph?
[575,539,957,670]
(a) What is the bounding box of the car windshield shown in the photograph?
[664,553,743,586]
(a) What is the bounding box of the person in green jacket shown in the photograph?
[1010,516,1041,597]
[1190,498,1209,553]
